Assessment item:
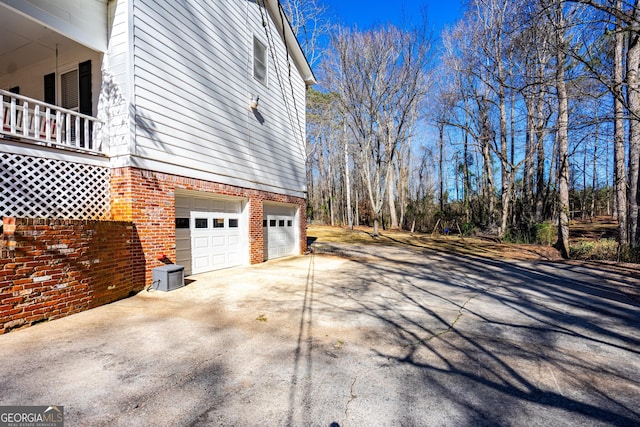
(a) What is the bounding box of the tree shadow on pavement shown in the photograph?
[310,242,640,426]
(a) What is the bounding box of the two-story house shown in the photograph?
[1,0,315,329]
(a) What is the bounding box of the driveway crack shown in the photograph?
[342,375,357,424]
[410,295,475,348]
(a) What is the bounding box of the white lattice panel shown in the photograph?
[1,153,110,219]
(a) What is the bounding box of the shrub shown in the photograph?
[618,244,640,263]
[461,222,476,236]
[503,222,556,245]
[570,238,619,260]
[533,222,556,246]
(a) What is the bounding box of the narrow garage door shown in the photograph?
[176,195,245,275]
[266,215,296,259]
[264,203,298,260]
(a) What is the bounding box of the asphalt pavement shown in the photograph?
[0,241,638,426]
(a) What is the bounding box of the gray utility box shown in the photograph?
[152,264,185,291]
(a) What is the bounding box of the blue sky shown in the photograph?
[322,0,464,35]
[314,1,467,196]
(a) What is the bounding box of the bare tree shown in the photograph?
[474,0,513,237]
[279,0,331,68]
[443,0,548,236]
[324,24,431,236]
[306,88,342,224]
[570,0,640,252]
[442,19,497,227]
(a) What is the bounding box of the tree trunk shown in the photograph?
[498,72,509,237]
[355,187,360,227]
[398,145,410,229]
[535,92,547,222]
[582,135,588,219]
[387,165,399,228]
[628,4,640,246]
[463,125,471,223]
[482,139,495,227]
[344,123,353,229]
[478,97,495,226]
[500,188,510,238]
[591,116,598,217]
[524,97,535,222]
[328,159,335,226]
[545,129,559,221]
[438,122,445,213]
[607,0,626,243]
[555,6,570,259]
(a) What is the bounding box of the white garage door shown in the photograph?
[191,211,242,274]
[176,196,244,275]
[266,215,296,259]
[264,203,298,260]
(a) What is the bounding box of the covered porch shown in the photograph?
[0,0,108,155]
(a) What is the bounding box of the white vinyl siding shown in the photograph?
[129,0,307,197]
[101,0,134,159]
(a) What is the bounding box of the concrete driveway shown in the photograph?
[0,242,638,426]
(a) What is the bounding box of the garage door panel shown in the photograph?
[212,236,226,247]
[193,236,209,249]
[193,255,210,269]
[212,254,226,266]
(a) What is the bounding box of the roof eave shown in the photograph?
[264,0,317,86]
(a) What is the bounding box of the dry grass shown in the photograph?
[308,221,640,303]
[569,216,623,261]
[308,225,563,262]
[570,216,618,241]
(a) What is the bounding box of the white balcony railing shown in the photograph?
[0,89,104,155]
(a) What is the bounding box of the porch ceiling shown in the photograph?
[0,4,84,79]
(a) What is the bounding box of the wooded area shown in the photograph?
[285,0,640,261]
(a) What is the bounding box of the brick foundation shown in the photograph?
[110,167,307,285]
[1,217,145,334]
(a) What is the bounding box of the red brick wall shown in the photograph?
[249,198,265,263]
[110,167,307,282]
[0,217,145,334]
